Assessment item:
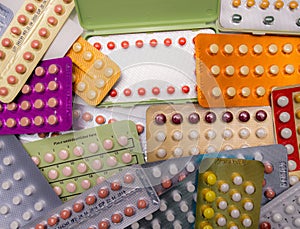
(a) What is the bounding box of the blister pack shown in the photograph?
[259,182,300,229]
[87,29,214,107]
[72,103,147,152]
[195,158,264,229]
[26,165,160,229]
[0,57,73,135]
[218,0,300,35]
[271,85,300,172]
[66,37,121,106]
[194,33,300,107]
[0,0,75,103]
[146,103,274,161]
[0,135,62,229]
[0,3,13,37]
[23,120,145,201]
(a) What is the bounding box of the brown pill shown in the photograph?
[162,178,172,189]
[264,188,276,199]
[38,132,49,138]
[20,117,31,127]
[48,81,59,91]
[34,99,45,109]
[47,215,58,226]
[22,85,31,94]
[82,112,93,121]
[35,67,45,77]
[48,64,59,74]
[34,83,45,93]
[137,199,148,209]
[85,195,96,205]
[20,100,31,111]
[98,219,110,229]
[110,181,121,191]
[35,223,46,229]
[6,118,17,128]
[47,115,58,125]
[124,206,135,217]
[124,173,135,184]
[98,187,109,198]
[111,213,123,224]
[264,162,274,174]
[6,103,18,111]
[0,104,3,112]
[34,116,44,126]
[73,202,84,213]
[60,209,71,220]
[47,98,58,108]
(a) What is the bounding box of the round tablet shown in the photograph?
[280,128,292,139]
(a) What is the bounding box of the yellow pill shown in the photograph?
[203,225,213,229]
[260,0,270,9]
[294,94,300,103]
[296,111,300,119]
[247,0,255,7]
[289,1,298,9]
[203,207,215,219]
[205,191,216,202]
[207,173,217,185]
[297,126,300,135]
[232,0,241,7]
[274,0,284,9]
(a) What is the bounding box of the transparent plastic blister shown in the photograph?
[23,120,145,201]
[0,135,62,229]
[0,3,14,37]
[26,165,160,229]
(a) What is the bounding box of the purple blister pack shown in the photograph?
[0,57,73,135]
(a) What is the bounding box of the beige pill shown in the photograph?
[104,67,114,77]
[95,79,105,88]
[48,81,59,91]
[253,44,263,54]
[76,82,86,92]
[227,87,236,97]
[209,44,219,54]
[255,65,264,75]
[240,66,249,76]
[34,99,45,109]
[72,43,82,52]
[47,98,58,108]
[212,87,222,97]
[241,87,251,97]
[225,66,235,76]
[269,65,279,75]
[48,64,59,74]
[6,103,17,111]
[211,65,220,76]
[285,64,295,74]
[256,87,266,96]
[87,90,97,100]
[83,51,93,61]
[48,115,58,125]
[268,44,278,54]
[224,44,234,54]
[238,44,248,54]
[283,43,293,54]
[6,118,16,128]
[20,100,31,111]
[34,83,45,93]
[93,60,103,69]
[20,117,30,127]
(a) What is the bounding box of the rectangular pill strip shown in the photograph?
[23,120,145,201]
[26,165,160,229]
[259,182,300,229]
[194,33,300,107]
[0,57,73,135]
[271,85,300,172]
[146,103,274,162]
[218,0,300,35]
[0,3,14,37]
[67,36,121,106]
[195,158,264,229]
[87,29,214,106]
[0,0,75,103]
[0,135,62,229]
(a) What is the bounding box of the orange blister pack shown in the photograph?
[67,37,121,106]
[0,0,75,103]
[195,34,300,108]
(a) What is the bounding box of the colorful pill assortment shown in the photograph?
[87,29,214,106]
[0,57,73,135]
[146,103,274,161]
[0,3,13,37]
[271,85,300,172]
[0,135,62,229]
[196,158,264,229]
[23,120,145,201]
[219,0,300,35]
[26,165,160,229]
[0,0,75,103]
[66,36,121,106]
[260,182,300,229]
[194,33,300,108]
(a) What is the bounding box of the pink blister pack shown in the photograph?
[259,182,300,229]
[271,85,300,172]
[0,57,73,135]
[87,29,214,106]
[0,135,62,229]
[26,165,160,229]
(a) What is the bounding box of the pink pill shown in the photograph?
[92,159,102,170]
[47,16,58,26]
[48,169,58,180]
[44,153,54,163]
[35,67,45,76]
[122,153,132,163]
[25,3,36,13]
[31,156,40,165]
[107,156,118,167]
[15,64,26,74]
[88,143,99,153]
[62,166,72,177]
[54,4,64,15]
[167,86,175,94]
[103,139,113,150]
[97,176,106,184]
[38,28,49,38]
[0,87,8,96]
[73,146,84,156]
[23,52,34,61]
[31,40,41,49]
[17,14,28,25]
[77,163,87,173]
[0,50,5,59]
[81,180,91,190]
[1,38,12,47]
[53,186,62,196]
[66,183,76,193]
[7,75,17,85]
[117,136,128,146]
[11,27,21,35]
[58,149,69,160]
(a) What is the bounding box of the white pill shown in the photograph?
[256,86,266,96]
[253,44,263,54]
[172,190,182,202]
[293,218,300,227]
[285,64,295,74]
[186,181,195,193]
[220,183,229,193]
[233,175,243,185]
[240,66,249,76]
[283,43,293,53]
[230,209,240,218]
[205,129,216,140]
[104,68,114,77]
[288,160,297,171]
[285,205,295,214]
[12,196,22,205]
[254,152,263,161]
[241,87,251,97]
[172,131,183,141]
[83,51,93,61]
[76,81,86,91]
[10,221,19,229]
[189,130,199,140]
[245,185,255,194]
[23,211,32,220]
[156,131,166,142]
[217,216,227,226]
[93,59,103,69]
[255,65,264,75]
[256,128,267,138]
[205,145,217,153]
[145,214,153,221]
[272,213,283,222]
[173,148,183,157]
[152,167,161,178]
[279,112,291,123]
[218,200,228,210]
[268,44,278,54]
[289,175,299,185]
[243,218,252,227]
[224,145,233,151]
[131,222,140,229]
[211,65,220,75]
[13,171,24,181]
[159,200,167,212]
[72,43,82,52]
[3,156,14,165]
[212,87,222,97]
[269,65,279,75]
[239,44,248,54]
[209,44,219,54]
[2,181,11,190]
[186,162,195,173]
[189,146,200,155]
[34,201,44,211]
[232,192,242,202]
[95,79,105,89]
[281,128,292,139]
[166,210,175,222]
[169,164,178,175]
[285,144,294,155]
[151,219,160,229]
[24,185,35,196]
[179,201,189,212]
[225,66,235,76]
[173,220,182,229]
[0,205,9,215]
[224,44,234,54]
[244,201,254,211]
[156,149,166,158]
[226,87,236,97]
[186,212,195,223]
[239,128,250,139]
[87,90,97,100]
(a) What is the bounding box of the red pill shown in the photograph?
[82,112,93,121]
[47,16,58,26]
[0,50,5,59]
[152,87,160,95]
[39,28,49,38]
[136,124,144,134]
[260,222,271,229]
[85,195,96,205]
[121,41,129,49]
[123,88,131,96]
[138,88,146,96]
[7,75,17,85]
[95,115,106,124]
[60,209,71,220]
[178,37,186,46]
[137,199,148,209]
[17,14,28,25]
[107,42,115,50]
[182,85,190,93]
[54,4,64,14]
[162,178,172,189]
[47,215,58,226]
[35,223,46,229]
[111,213,123,224]
[73,202,84,213]
[1,38,12,47]
[135,40,143,48]
[124,206,135,217]
[0,87,8,96]
[23,52,34,61]
[150,39,157,47]
[264,188,276,199]
[264,162,274,174]
[164,38,172,46]
[98,219,110,229]
[22,85,31,94]
[93,42,101,50]
[124,173,135,184]
[110,181,121,191]
[167,86,175,94]
[11,27,21,35]
[25,3,36,13]
[109,89,117,97]
[31,40,41,49]
[98,187,109,198]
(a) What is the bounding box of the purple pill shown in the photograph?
[239,111,250,122]
[172,113,183,124]
[188,112,200,124]
[255,110,267,122]
[222,111,233,123]
[155,114,166,125]
[205,112,217,123]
